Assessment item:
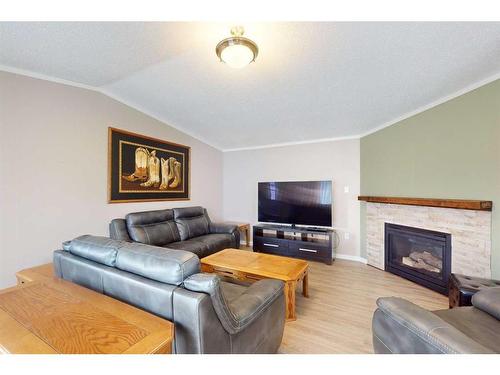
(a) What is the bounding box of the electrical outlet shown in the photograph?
[344,232,350,240]
[344,186,350,193]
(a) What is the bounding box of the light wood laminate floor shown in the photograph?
[273,257,448,353]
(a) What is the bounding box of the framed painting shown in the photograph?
[108,127,190,203]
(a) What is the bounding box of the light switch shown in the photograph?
[344,186,350,193]
[344,232,350,240]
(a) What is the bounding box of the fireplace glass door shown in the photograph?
[385,223,451,294]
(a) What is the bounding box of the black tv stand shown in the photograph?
[253,224,335,265]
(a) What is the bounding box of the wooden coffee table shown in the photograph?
[201,249,309,321]
[0,264,174,354]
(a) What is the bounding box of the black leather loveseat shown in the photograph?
[109,206,239,259]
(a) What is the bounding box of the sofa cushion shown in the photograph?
[115,242,199,285]
[173,207,210,240]
[65,235,122,267]
[434,306,500,353]
[190,234,234,254]
[126,209,180,246]
[167,239,208,258]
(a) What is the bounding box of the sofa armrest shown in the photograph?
[109,219,132,242]
[183,273,284,334]
[472,286,500,320]
[210,222,237,235]
[209,222,240,248]
[372,297,493,354]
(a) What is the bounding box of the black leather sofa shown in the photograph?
[54,235,285,353]
[109,206,239,258]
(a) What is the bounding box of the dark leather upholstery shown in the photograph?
[66,235,121,267]
[183,273,284,334]
[109,207,240,257]
[115,243,200,286]
[173,207,210,240]
[126,209,181,246]
[434,306,500,353]
[166,233,239,259]
[109,219,132,242]
[64,235,199,286]
[372,295,498,354]
[472,287,500,320]
[54,250,177,320]
[189,234,234,255]
[210,222,238,234]
[167,239,207,258]
[54,235,285,354]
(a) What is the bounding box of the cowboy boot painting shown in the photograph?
[159,158,169,190]
[151,155,160,188]
[140,150,160,188]
[123,147,149,182]
[167,157,176,181]
[169,160,182,188]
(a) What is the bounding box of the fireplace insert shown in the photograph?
[385,223,451,295]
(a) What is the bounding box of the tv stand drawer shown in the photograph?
[253,238,289,256]
[289,242,331,261]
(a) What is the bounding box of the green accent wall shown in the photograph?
[360,79,500,277]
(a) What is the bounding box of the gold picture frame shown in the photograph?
[108,127,191,203]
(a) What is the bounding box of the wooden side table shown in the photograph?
[224,222,251,247]
[16,263,54,285]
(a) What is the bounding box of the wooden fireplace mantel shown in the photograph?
[358,196,492,211]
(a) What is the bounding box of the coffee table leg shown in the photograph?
[284,281,296,321]
[302,273,309,298]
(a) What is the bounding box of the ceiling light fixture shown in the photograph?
[216,26,258,69]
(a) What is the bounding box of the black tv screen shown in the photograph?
[258,181,332,227]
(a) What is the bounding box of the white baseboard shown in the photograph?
[240,241,368,264]
[335,254,368,264]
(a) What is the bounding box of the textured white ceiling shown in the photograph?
[1,22,499,150]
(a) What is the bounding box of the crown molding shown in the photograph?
[2,65,499,153]
[99,88,223,150]
[222,134,361,152]
[0,64,222,151]
[224,70,500,152]
[0,64,98,92]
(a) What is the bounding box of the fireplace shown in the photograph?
[385,223,451,295]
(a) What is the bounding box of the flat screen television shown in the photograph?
[258,180,332,227]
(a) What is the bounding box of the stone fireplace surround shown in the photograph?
[362,198,492,279]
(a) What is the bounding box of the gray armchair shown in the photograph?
[54,235,284,354]
[372,288,500,353]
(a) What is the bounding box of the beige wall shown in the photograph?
[223,139,361,260]
[0,72,223,288]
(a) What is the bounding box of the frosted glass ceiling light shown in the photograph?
[216,26,258,69]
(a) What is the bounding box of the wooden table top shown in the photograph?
[0,266,174,354]
[201,248,308,281]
